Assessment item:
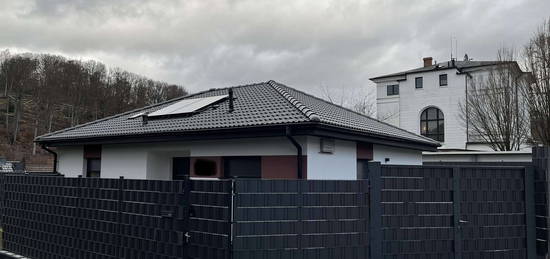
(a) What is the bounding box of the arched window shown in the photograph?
[420,107,444,142]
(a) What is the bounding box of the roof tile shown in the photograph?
[37,81,438,146]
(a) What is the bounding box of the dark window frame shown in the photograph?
[386,84,399,96]
[86,158,101,178]
[439,74,448,86]
[193,158,217,177]
[223,156,262,178]
[415,77,423,89]
[173,157,190,180]
[420,107,445,142]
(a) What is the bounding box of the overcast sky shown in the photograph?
[0,0,548,99]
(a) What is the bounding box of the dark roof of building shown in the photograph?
[36,81,439,148]
[370,60,506,81]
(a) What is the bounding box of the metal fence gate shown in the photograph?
[367,163,535,259]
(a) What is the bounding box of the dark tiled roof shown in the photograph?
[370,60,505,80]
[37,81,439,147]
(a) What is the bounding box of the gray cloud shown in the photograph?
[0,0,548,97]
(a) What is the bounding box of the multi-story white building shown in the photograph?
[370,56,529,152]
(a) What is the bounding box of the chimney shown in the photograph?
[141,112,149,125]
[423,57,433,67]
[228,88,234,112]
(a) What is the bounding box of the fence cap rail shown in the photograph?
[381,164,528,170]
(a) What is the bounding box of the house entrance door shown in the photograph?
[172,157,190,180]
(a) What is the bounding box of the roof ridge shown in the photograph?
[269,81,439,144]
[267,80,320,122]
[369,60,517,81]
[36,81,269,141]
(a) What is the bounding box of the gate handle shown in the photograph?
[459,219,468,224]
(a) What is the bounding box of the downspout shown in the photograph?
[462,70,473,150]
[285,126,303,179]
[41,144,58,173]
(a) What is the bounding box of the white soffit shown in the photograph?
[148,94,228,117]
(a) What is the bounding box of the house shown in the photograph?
[36,81,439,180]
[370,56,531,152]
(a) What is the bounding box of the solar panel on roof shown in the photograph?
[148,94,228,117]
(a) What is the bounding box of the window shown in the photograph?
[387,85,399,96]
[420,107,444,142]
[84,145,101,178]
[415,77,423,88]
[439,74,448,86]
[224,157,261,178]
[86,158,101,178]
[357,159,370,179]
[173,157,190,180]
[194,159,217,177]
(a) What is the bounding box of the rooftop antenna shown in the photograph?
[455,38,459,63]
[450,35,453,61]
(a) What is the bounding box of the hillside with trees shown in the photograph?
[0,50,187,166]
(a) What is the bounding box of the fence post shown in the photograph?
[227,179,235,259]
[0,173,4,250]
[73,175,83,258]
[117,176,124,258]
[533,146,550,257]
[452,167,463,259]
[525,165,536,259]
[297,179,303,259]
[368,162,382,259]
[181,175,191,259]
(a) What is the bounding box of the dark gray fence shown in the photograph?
[369,164,535,259]
[232,180,370,259]
[534,147,550,257]
[188,180,232,259]
[0,161,541,259]
[0,175,231,259]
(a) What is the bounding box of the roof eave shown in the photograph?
[309,125,440,151]
[38,123,439,152]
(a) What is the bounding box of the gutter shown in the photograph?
[40,145,58,173]
[285,126,303,179]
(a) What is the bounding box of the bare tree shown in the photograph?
[523,18,550,146]
[0,51,187,160]
[320,84,377,117]
[460,49,530,151]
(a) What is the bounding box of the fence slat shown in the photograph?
[368,162,382,259]
[525,166,536,259]
[453,167,463,259]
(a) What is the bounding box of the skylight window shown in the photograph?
[148,94,228,117]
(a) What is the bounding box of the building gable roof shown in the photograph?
[369,60,507,81]
[36,81,439,148]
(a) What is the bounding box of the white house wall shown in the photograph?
[101,144,148,179]
[57,137,306,180]
[56,136,424,180]
[373,144,422,165]
[306,137,357,180]
[423,151,532,163]
[56,146,84,177]
[376,69,468,150]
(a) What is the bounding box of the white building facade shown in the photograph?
[56,136,423,180]
[371,57,528,151]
